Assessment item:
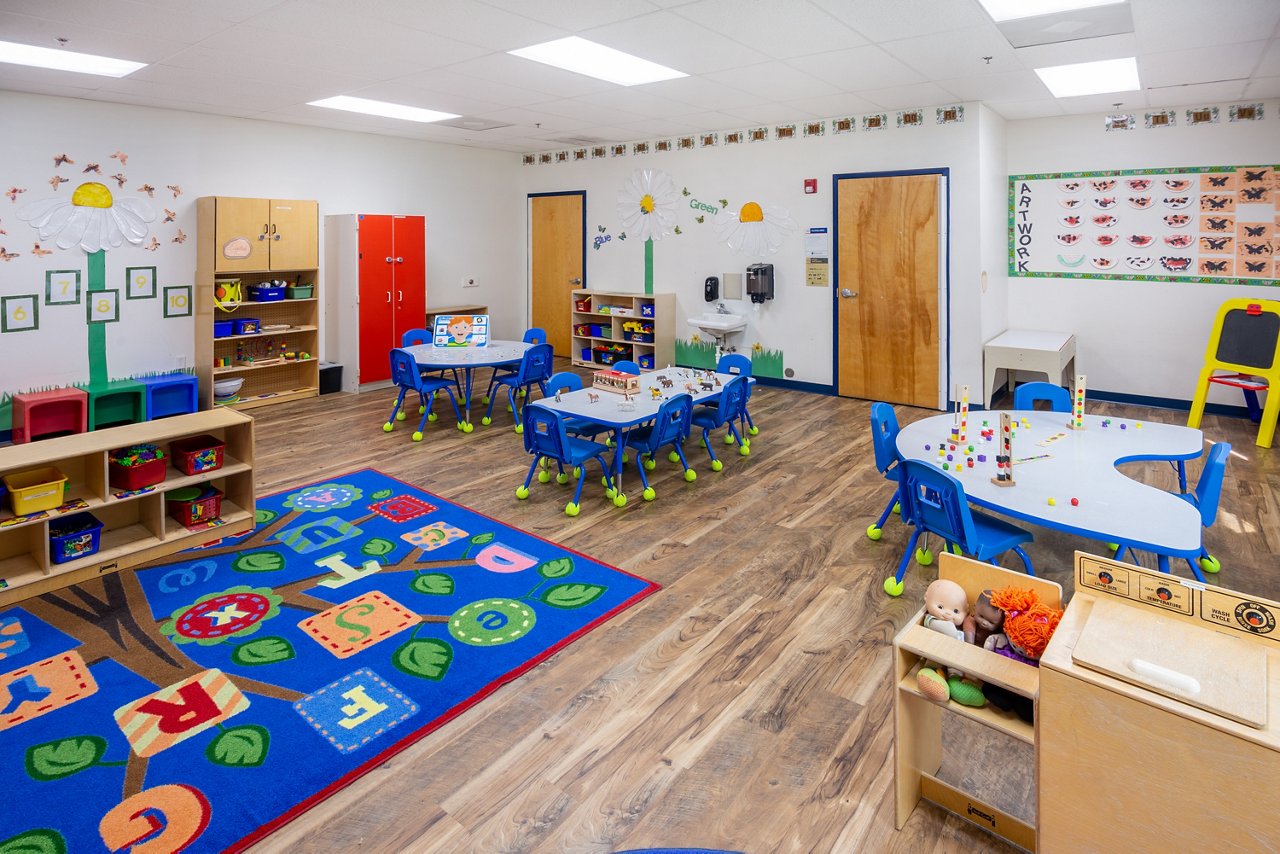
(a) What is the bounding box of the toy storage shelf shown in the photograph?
[570,290,674,372]
[0,409,255,607]
[196,196,321,410]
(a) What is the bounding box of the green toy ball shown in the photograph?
[572,467,581,477]
[555,472,569,485]
[539,457,549,469]
[427,412,437,422]
[481,395,489,404]
[537,470,551,484]
[915,547,934,566]
[460,421,474,433]
[396,411,406,421]
[642,487,656,501]
[748,425,759,436]
[605,487,616,499]
[739,444,750,456]
[644,458,656,471]
[613,493,627,507]
[481,416,492,426]
[514,424,523,435]
[1106,542,1119,551]
[867,524,883,541]
[411,431,423,442]
[892,501,901,515]
[418,405,425,415]
[621,453,630,464]
[601,476,610,488]
[668,451,681,463]
[699,438,706,448]
[711,459,723,472]
[684,469,696,482]
[382,422,393,432]
[724,434,735,445]
[884,577,905,597]
[515,485,530,500]
[564,502,580,517]
[1200,555,1221,574]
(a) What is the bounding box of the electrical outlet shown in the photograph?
[462,276,478,288]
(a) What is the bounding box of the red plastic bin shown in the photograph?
[169,435,225,475]
[166,485,223,529]
[108,445,167,491]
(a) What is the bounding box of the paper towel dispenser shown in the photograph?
[746,263,774,304]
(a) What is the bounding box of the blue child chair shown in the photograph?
[689,375,749,471]
[625,393,697,500]
[885,459,1035,597]
[612,360,641,375]
[543,371,608,441]
[516,404,619,515]
[1114,441,1230,582]
[867,402,905,541]
[486,327,549,400]
[383,348,462,440]
[483,343,553,433]
[1012,381,1071,412]
[397,327,460,416]
[715,353,758,437]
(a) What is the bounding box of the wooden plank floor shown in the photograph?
[243,371,1279,853]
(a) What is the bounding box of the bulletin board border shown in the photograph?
[1008,163,1280,287]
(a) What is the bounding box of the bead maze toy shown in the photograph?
[1187,298,1280,448]
[1067,373,1087,430]
[992,413,1015,487]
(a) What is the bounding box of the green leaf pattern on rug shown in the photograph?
[254,508,278,525]
[24,736,108,781]
[231,636,296,666]
[371,489,394,500]
[410,573,455,596]
[537,557,574,578]
[233,551,285,573]
[361,538,395,557]
[461,531,494,559]
[541,583,606,610]
[392,638,453,680]
[206,725,270,768]
[0,828,67,854]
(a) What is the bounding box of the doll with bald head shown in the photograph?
[916,579,986,707]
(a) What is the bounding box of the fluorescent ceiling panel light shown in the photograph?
[977,0,1125,22]
[0,39,145,77]
[1035,56,1140,97]
[508,36,686,86]
[307,96,459,123]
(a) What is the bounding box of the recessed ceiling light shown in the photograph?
[306,96,459,123]
[977,0,1126,22]
[1035,57,1140,98]
[508,36,686,86]
[0,39,145,77]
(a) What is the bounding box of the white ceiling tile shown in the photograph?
[338,82,506,117]
[719,102,821,124]
[130,0,286,23]
[677,110,749,130]
[158,47,376,96]
[812,0,991,42]
[1055,91,1150,115]
[98,71,317,112]
[612,117,715,136]
[193,25,423,80]
[90,87,264,118]
[573,88,711,119]
[880,25,1021,80]
[703,61,839,102]
[1242,76,1280,98]
[307,0,567,51]
[475,105,599,132]
[985,98,1066,120]
[0,10,173,62]
[1145,80,1251,108]
[1140,42,1268,89]
[386,69,556,108]
[1012,32,1139,70]
[442,53,615,98]
[788,45,927,90]
[533,98,648,125]
[580,10,766,74]
[1131,0,1280,52]
[940,70,1051,102]
[0,63,112,91]
[1256,40,1280,77]
[479,0,660,32]
[3,0,236,44]
[855,82,961,111]
[629,75,761,110]
[780,91,881,117]
[671,0,866,59]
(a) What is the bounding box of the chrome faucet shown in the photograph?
[715,301,729,314]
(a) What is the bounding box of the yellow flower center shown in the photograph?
[72,182,114,208]
[739,202,764,223]
[639,193,655,214]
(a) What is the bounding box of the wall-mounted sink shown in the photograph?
[687,312,747,336]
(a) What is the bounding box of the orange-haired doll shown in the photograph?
[987,586,1063,666]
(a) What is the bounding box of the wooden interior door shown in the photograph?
[530,192,584,357]
[836,173,941,407]
[357,214,394,384]
[268,199,319,270]
[213,197,269,273]
[392,215,426,345]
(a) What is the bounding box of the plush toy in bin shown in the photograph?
[982,586,1064,723]
[916,579,987,708]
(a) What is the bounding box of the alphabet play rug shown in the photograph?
[0,469,657,852]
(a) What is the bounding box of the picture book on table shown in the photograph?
[432,314,489,347]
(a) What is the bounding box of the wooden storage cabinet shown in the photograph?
[570,290,674,372]
[196,196,321,409]
[0,409,255,607]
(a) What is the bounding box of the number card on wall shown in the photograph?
[432,314,489,347]
[1009,164,1279,285]
[1,294,39,333]
[45,270,81,305]
[125,266,156,300]
[164,285,192,318]
[87,290,120,323]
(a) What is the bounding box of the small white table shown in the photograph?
[983,329,1077,408]
[403,340,530,427]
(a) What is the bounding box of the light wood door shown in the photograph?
[836,173,940,407]
[212,197,270,273]
[530,193,583,357]
[268,199,319,270]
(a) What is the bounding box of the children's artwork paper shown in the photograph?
[432,314,489,348]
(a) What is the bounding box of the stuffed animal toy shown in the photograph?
[984,587,1064,723]
[916,579,985,708]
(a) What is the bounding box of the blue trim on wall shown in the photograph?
[751,375,833,396]
[831,168,951,405]
[955,386,1253,420]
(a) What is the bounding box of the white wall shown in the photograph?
[1005,100,1279,404]
[518,107,984,396]
[0,91,522,416]
[978,105,1010,350]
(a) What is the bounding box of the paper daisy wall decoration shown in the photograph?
[716,200,795,257]
[617,168,680,294]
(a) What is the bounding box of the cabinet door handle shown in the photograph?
[273,233,281,241]
[395,257,404,263]
[386,291,391,303]
[398,290,403,303]
[386,256,393,263]
[271,223,277,234]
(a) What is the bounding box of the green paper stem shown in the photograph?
[88,249,107,386]
[644,238,654,296]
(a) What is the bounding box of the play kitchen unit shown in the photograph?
[894,551,1280,851]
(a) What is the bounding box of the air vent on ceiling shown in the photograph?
[437,117,513,131]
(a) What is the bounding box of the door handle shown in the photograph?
[398,290,403,303]
[570,277,582,284]
[386,291,391,303]
[395,257,404,263]
[386,256,393,263]
[840,288,858,298]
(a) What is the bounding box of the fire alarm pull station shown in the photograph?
[803,178,817,194]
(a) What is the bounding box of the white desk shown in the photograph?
[982,329,1076,407]
[896,411,1204,558]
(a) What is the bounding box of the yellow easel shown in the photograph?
[1187,297,1280,448]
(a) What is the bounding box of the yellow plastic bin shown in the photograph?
[4,466,69,515]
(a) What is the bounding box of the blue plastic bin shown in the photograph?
[248,284,285,302]
[49,512,103,564]
[214,320,233,338]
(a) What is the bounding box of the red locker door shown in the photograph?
[391,216,426,345]
[357,214,394,384]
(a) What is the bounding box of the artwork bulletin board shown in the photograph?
[1009,164,1279,285]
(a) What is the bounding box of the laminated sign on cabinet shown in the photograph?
[212,197,318,273]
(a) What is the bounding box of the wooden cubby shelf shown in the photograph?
[0,409,256,606]
[570,289,674,372]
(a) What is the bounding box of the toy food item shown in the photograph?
[917,579,986,708]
